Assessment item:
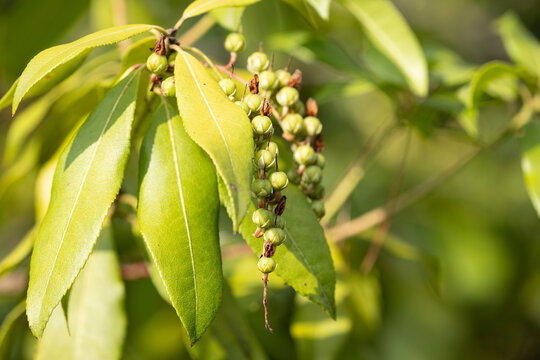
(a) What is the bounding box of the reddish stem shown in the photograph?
[263,273,274,333]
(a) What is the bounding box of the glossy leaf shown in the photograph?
[342,0,428,97]
[36,224,126,360]
[240,186,336,317]
[138,100,222,343]
[495,12,540,77]
[467,61,522,106]
[13,24,161,114]
[27,70,141,338]
[183,0,260,20]
[520,119,540,217]
[211,7,246,31]
[174,48,253,230]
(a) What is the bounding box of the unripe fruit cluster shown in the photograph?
[146,51,175,97]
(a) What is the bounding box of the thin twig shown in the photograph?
[361,129,412,273]
[263,273,274,333]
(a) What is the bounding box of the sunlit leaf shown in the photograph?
[211,7,246,31]
[307,0,331,20]
[0,227,35,277]
[280,0,319,27]
[240,186,336,317]
[36,224,126,360]
[174,48,253,230]
[520,118,540,217]
[138,100,222,344]
[342,0,428,97]
[183,0,260,20]
[27,70,141,338]
[495,12,540,77]
[13,24,162,114]
[119,36,156,74]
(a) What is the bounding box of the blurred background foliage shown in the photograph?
[2,0,540,359]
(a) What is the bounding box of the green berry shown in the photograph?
[282,114,304,135]
[244,93,263,112]
[161,76,175,97]
[254,150,276,169]
[275,215,286,229]
[294,145,316,165]
[258,256,276,273]
[247,52,270,73]
[269,171,289,190]
[252,208,274,228]
[302,165,322,184]
[294,101,306,116]
[259,70,278,91]
[316,153,325,168]
[311,200,325,218]
[235,101,251,116]
[251,116,273,135]
[287,168,301,185]
[264,228,286,246]
[303,116,322,136]
[276,86,299,107]
[275,70,291,88]
[252,179,273,198]
[146,53,169,74]
[219,78,236,96]
[308,184,325,200]
[259,141,279,156]
[224,33,245,53]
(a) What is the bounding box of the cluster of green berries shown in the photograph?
[146,37,176,97]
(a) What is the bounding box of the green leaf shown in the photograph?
[0,227,35,277]
[315,78,377,104]
[495,12,540,77]
[211,7,246,31]
[307,0,331,20]
[13,24,161,114]
[36,224,126,360]
[174,48,253,230]
[0,301,26,359]
[138,100,223,344]
[520,118,540,217]
[341,0,428,97]
[0,50,88,113]
[280,0,319,27]
[119,36,157,74]
[183,0,260,20]
[240,186,336,317]
[27,70,141,338]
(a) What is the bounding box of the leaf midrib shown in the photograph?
[38,73,137,323]
[163,101,199,332]
[284,227,333,311]
[178,49,238,218]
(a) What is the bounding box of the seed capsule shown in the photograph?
[311,200,325,218]
[264,228,286,246]
[146,53,169,75]
[161,76,175,97]
[276,86,299,107]
[254,150,276,169]
[235,101,251,115]
[258,256,276,273]
[302,165,322,184]
[275,69,291,88]
[303,116,322,136]
[269,171,289,190]
[224,33,246,53]
[252,208,274,228]
[282,114,304,135]
[259,141,279,156]
[244,93,263,112]
[219,78,236,96]
[252,179,273,198]
[316,153,325,168]
[259,70,278,91]
[247,52,270,73]
[294,145,316,165]
[251,116,273,135]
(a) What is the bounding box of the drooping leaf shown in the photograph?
[342,0,428,97]
[280,0,319,27]
[183,0,261,20]
[13,24,162,114]
[495,12,540,77]
[174,48,253,230]
[36,224,126,360]
[520,118,540,217]
[138,100,223,343]
[240,186,336,317]
[307,0,331,20]
[0,227,35,277]
[27,70,141,338]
